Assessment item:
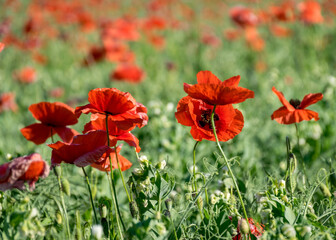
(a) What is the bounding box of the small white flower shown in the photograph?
[166,102,174,112]
[278,180,286,188]
[139,155,149,166]
[210,194,218,205]
[157,159,167,170]
[29,208,38,219]
[91,225,103,239]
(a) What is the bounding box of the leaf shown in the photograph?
[285,207,296,225]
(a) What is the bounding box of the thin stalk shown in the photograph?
[51,129,71,239]
[295,123,309,183]
[192,141,200,192]
[210,105,249,231]
[105,114,126,233]
[115,146,131,203]
[106,173,124,240]
[82,167,98,224]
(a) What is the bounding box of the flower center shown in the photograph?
[289,99,301,109]
[198,109,219,129]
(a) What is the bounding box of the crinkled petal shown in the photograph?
[21,123,53,144]
[196,70,222,84]
[272,87,295,111]
[53,126,78,143]
[175,96,194,126]
[74,146,112,167]
[299,93,323,109]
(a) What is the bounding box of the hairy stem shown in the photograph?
[82,167,98,224]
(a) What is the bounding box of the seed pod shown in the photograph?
[56,211,62,224]
[54,166,62,177]
[240,219,249,235]
[62,179,71,196]
[100,205,107,218]
[320,183,331,197]
[75,211,82,240]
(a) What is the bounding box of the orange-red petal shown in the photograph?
[271,106,319,124]
[272,87,295,111]
[53,126,78,143]
[29,102,78,126]
[299,93,323,109]
[21,123,53,144]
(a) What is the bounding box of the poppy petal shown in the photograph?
[21,123,53,144]
[53,126,78,143]
[196,71,222,84]
[272,87,295,111]
[29,102,78,126]
[223,75,241,87]
[175,96,194,126]
[299,93,323,109]
[216,109,244,141]
[115,132,141,152]
[74,146,112,167]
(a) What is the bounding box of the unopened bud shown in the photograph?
[299,226,311,237]
[54,166,62,177]
[157,159,166,170]
[129,201,138,218]
[320,183,331,197]
[282,224,296,238]
[240,219,249,235]
[133,168,144,176]
[100,205,107,218]
[139,155,149,167]
[62,179,71,196]
[56,211,62,224]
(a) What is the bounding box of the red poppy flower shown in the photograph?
[21,102,78,144]
[111,64,145,83]
[244,27,265,52]
[102,18,139,42]
[83,116,141,152]
[0,92,18,113]
[232,218,264,240]
[269,2,295,22]
[184,71,254,106]
[271,87,323,124]
[13,67,37,84]
[175,96,244,142]
[0,153,50,191]
[75,88,148,131]
[82,46,106,67]
[0,42,4,53]
[48,131,131,171]
[298,1,324,24]
[230,6,259,28]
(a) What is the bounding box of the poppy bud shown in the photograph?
[129,201,138,218]
[320,183,331,197]
[100,205,107,218]
[163,210,171,218]
[240,219,250,235]
[155,211,161,220]
[54,166,62,177]
[56,211,62,224]
[62,179,71,196]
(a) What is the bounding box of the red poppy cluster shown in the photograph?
[176,71,254,142]
[18,88,147,173]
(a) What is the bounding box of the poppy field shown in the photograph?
[1,0,336,239]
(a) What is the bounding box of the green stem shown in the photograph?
[115,146,132,203]
[295,123,309,183]
[51,129,71,239]
[82,167,98,224]
[105,114,126,234]
[192,141,200,192]
[210,105,249,231]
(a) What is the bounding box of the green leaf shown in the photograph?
[285,207,296,225]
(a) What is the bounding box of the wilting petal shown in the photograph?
[29,102,78,126]
[21,123,53,144]
[272,87,295,111]
[299,93,323,109]
[53,126,78,143]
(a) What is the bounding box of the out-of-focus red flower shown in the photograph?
[102,18,140,42]
[0,92,18,113]
[111,64,144,83]
[32,52,48,65]
[77,11,96,32]
[298,1,324,24]
[82,46,106,66]
[141,16,166,31]
[0,42,4,53]
[269,24,292,37]
[232,218,264,240]
[244,27,265,52]
[230,6,259,28]
[147,34,166,49]
[49,87,65,98]
[271,86,323,124]
[184,71,254,106]
[48,131,131,171]
[0,153,49,191]
[83,116,141,152]
[224,29,241,41]
[201,32,221,47]
[269,2,295,22]
[75,88,148,131]
[13,67,37,84]
[21,102,78,144]
[175,96,244,142]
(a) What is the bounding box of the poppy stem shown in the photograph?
[51,129,71,239]
[210,105,250,234]
[105,113,126,237]
[114,146,132,203]
[192,141,200,192]
[294,123,309,183]
[82,167,98,224]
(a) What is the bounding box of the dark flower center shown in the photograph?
[289,99,301,109]
[198,109,219,129]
